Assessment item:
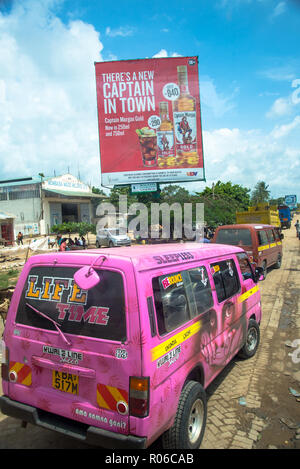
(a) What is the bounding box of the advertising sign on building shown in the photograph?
[95,57,205,186]
[43,174,90,193]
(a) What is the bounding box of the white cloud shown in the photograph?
[217,0,253,8]
[152,49,181,58]
[105,26,135,37]
[271,115,300,138]
[200,78,238,118]
[270,1,286,19]
[259,66,296,82]
[266,81,300,118]
[266,96,294,118]
[190,124,300,198]
[0,0,104,184]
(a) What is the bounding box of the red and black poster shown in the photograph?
[95,56,205,186]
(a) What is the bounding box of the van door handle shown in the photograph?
[31,355,95,378]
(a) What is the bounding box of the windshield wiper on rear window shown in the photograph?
[26,302,72,346]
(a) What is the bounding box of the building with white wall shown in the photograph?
[0,174,105,241]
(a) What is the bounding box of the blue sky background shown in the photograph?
[0,0,299,200]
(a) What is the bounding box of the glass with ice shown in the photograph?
[136,127,157,167]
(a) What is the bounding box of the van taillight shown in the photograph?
[246,251,254,263]
[129,377,149,418]
[1,340,9,381]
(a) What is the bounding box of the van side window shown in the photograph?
[188,267,213,317]
[274,228,281,242]
[152,272,190,334]
[267,229,275,243]
[258,230,269,246]
[210,259,240,303]
[236,253,253,281]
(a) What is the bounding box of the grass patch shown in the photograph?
[0,268,20,290]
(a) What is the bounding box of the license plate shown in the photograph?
[52,370,79,394]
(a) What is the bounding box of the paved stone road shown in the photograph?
[201,228,300,449]
[0,228,299,449]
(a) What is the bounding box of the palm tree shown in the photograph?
[251,181,270,205]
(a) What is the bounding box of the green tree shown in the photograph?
[198,181,251,210]
[160,184,191,205]
[251,181,271,205]
[193,181,251,228]
[269,196,285,206]
[108,186,138,208]
[92,186,107,196]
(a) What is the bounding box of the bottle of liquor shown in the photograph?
[172,65,198,165]
[157,102,175,167]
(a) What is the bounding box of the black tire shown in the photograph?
[161,381,207,449]
[262,261,267,279]
[274,254,282,269]
[238,319,260,359]
[108,241,113,248]
[95,240,100,248]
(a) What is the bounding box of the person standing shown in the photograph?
[59,238,69,251]
[17,232,23,245]
[295,220,300,238]
[56,235,63,249]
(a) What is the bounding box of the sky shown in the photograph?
[0,0,299,201]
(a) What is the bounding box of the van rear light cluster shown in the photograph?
[129,377,149,418]
[246,251,254,263]
[0,339,9,381]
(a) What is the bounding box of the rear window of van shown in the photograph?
[215,229,252,246]
[16,266,126,342]
[153,267,213,335]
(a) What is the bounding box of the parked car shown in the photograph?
[211,223,283,278]
[96,228,131,248]
[0,242,263,449]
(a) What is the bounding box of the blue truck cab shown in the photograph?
[278,205,292,229]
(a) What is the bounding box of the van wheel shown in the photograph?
[161,381,207,449]
[238,319,260,359]
[275,254,282,269]
[96,241,100,248]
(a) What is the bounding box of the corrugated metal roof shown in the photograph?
[43,188,106,199]
[0,211,16,219]
[0,178,42,187]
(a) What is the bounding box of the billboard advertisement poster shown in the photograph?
[94,57,204,186]
[284,194,297,209]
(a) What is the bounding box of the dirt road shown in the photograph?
[0,228,299,449]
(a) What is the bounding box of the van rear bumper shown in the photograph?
[0,395,147,449]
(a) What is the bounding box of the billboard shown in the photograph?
[95,57,205,186]
[284,194,297,210]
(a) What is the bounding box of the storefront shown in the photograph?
[0,174,105,238]
[0,211,15,245]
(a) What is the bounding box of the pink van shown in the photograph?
[0,243,263,449]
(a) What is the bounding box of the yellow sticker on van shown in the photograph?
[238,285,259,303]
[151,321,201,362]
[258,244,269,252]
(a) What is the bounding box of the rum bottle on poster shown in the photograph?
[172,65,198,166]
[157,102,175,167]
